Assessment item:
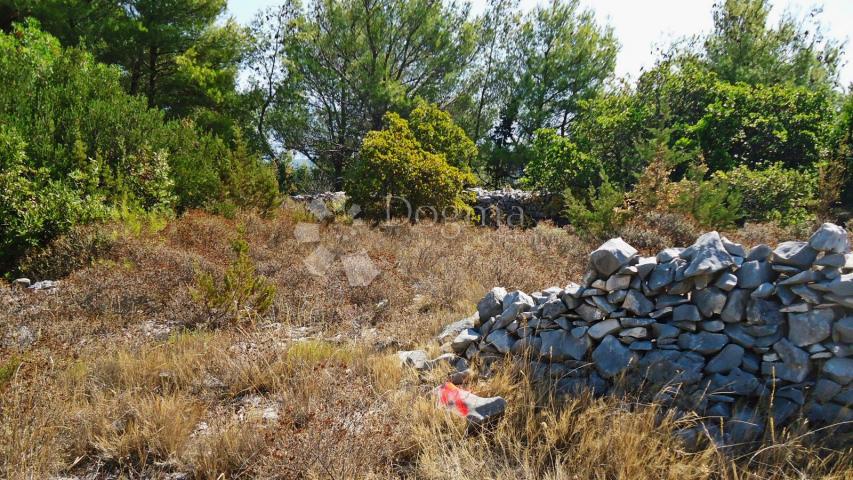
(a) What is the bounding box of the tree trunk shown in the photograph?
[146,46,158,108]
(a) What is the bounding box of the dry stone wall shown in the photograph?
[437,223,853,446]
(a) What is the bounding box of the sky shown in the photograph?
[227,0,853,88]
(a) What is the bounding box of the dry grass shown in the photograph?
[1,208,851,478]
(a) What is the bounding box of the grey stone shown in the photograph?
[701,320,725,332]
[728,406,764,444]
[477,287,507,320]
[808,223,849,254]
[486,329,515,354]
[540,297,568,319]
[620,317,655,327]
[511,336,542,355]
[502,290,534,311]
[398,350,430,370]
[635,256,658,279]
[437,314,477,342]
[588,319,622,340]
[827,273,853,297]
[788,309,835,346]
[575,304,605,323]
[816,253,846,268]
[736,260,774,289]
[451,328,481,353]
[650,307,672,319]
[709,368,759,396]
[780,303,810,313]
[722,236,747,257]
[772,241,818,269]
[648,262,676,291]
[570,326,589,338]
[495,300,532,329]
[606,289,628,304]
[746,299,783,325]
[724,324,756,348]
[681,232,736,278]
[590,238,638,276]
[653,323,680,340]
[750,282,775,299]
[592,335,638,378]
[605,275,632,292]
[655,295,689,308]
[776,284,797,305]
[540,329,591,362]
[694,287,727,317]
[630,340,653,351]
[715,272,738,291]
[772,339,811,383]
[673,304,701,322]
[678,332,728,354]
[619,327,648,339]
[706,344,745,373]
[447,388,506,425]
[590,295,618,314]
[823,357,853,385]
[815,379,842,403]
[622,289,654,316]
[791,284,823,304]
[721,289,750,323]
[656,248,684,263]
[834,317,853,343]
[563,282,583,297]
[742,352,760,373]
[746,244,772,261]
[778,270,820,286]
[13,278,31,288]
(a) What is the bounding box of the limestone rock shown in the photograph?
[590,238,638,276]
[808,223,849,254]
[592,335,637,378]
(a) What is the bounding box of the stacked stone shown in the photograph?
[467,187,559,226]
[438,223,853,445]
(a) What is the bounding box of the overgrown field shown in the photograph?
[1,205,851,479]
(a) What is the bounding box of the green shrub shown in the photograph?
[345,111,475,219]
[674,163,743,229]
[713,163,818,226]
[0,126,108,271]
[191,228,276,327]
[408,100,478,172]
[524,129,602,194]
[563,175,627,239]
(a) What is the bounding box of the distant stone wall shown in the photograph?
[437,224,853,447]
[290,189,560,225]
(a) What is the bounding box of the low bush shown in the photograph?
[713,162,818,226]
[345,111,475,219]
[562,175,627,239]
[191,228,276,327]
[524,128,602,195]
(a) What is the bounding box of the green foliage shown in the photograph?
[524,129,601,195]
[346,111,476,219]
[0,125,108,271]
[674,163,744,229]
[191,227,276,327]
[0,23,278,271]
[14,0,250,130]
[713,163,818,226]
[248,0,477,187]
[563,175,626,239]
[409,101,478,172]
[509,0,618,139]
[704,0,842,87]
